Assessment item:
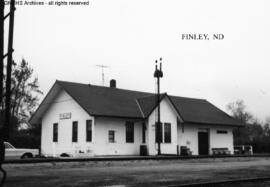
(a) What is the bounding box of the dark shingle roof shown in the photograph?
[136,94,166,118]
[169,96,243,126]
[57,81,153,119]
[35,80,243,126]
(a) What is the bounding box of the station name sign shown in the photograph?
[59,113,72,120]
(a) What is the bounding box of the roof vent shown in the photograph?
[110,79,116,88]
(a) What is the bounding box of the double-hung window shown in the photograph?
[126,122,134,143]
[108,130,115,143]
[155,123,163,143]
[86,120,92,142]
[164,123,171,143]
[53,123,58,142]
[72,121,78,142]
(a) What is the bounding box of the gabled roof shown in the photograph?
[168,96,243,126]
[136,94,167,118]
[57,81,152,119]
[30,80,244,127]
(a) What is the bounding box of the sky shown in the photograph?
[6,0,270,121]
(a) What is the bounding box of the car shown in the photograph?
[4,142,39,159]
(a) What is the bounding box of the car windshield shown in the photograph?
[4,142,15,149]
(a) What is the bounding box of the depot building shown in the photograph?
[30,80,243,157]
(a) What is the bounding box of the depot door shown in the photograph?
[198,131,209,155]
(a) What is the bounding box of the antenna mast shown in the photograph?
[96,64,109,86]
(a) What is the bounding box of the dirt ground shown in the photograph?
[2,157,270,187]
[216,181,270,187]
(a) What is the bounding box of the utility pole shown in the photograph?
[0,0,5,186]
[5,0,15,142]
[96,64,109,86]
[0,0,4,106]
[0,0,15,186]
[154,58,163,155]
[0,0,15,185]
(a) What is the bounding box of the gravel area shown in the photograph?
[2,157,270,187]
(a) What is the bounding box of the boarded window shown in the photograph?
[164,123,171,143]
[126,122,134,143]
[142,122,146,143]
[86,120,92,142]
[72,121,78,142]
[53,123,58,142]
[217,130,228,134]
[155,122,163,143]
[108,130,115,143]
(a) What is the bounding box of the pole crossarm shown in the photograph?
[2,49,14,59]
[3,7,16,20]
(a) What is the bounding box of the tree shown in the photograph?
[226,100,254,124]
[0,59,42,147]
[12,60,43,125]
[227,100,270,153]
[263,117,270,137]
[227,100,253,145]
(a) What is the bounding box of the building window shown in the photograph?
[155,122,163,143]
[53,123,58,142]
[126,122,134,143]
[72,121,78,142]
[108,130,115,143]
[164,123,171,143]
[86,120,92,142]
[142,122,146,143]
[217,130,228,134]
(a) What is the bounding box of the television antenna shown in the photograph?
[96,64,109,86]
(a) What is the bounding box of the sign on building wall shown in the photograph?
[59,113,72,120]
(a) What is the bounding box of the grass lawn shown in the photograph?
[3,157,270,187]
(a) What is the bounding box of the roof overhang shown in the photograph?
[93,114,144,121]
[141,93,185,122]
[29,81,62,124]
[183,121,245,127]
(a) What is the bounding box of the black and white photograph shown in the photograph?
[0,0,270,186]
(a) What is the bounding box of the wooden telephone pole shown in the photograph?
[5,0,16,141]
[0,0,6,186]
[154,58,163,155]
[1,0,15,185]
[0,0,4,105]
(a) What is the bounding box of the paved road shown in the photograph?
[3,157,270,187]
